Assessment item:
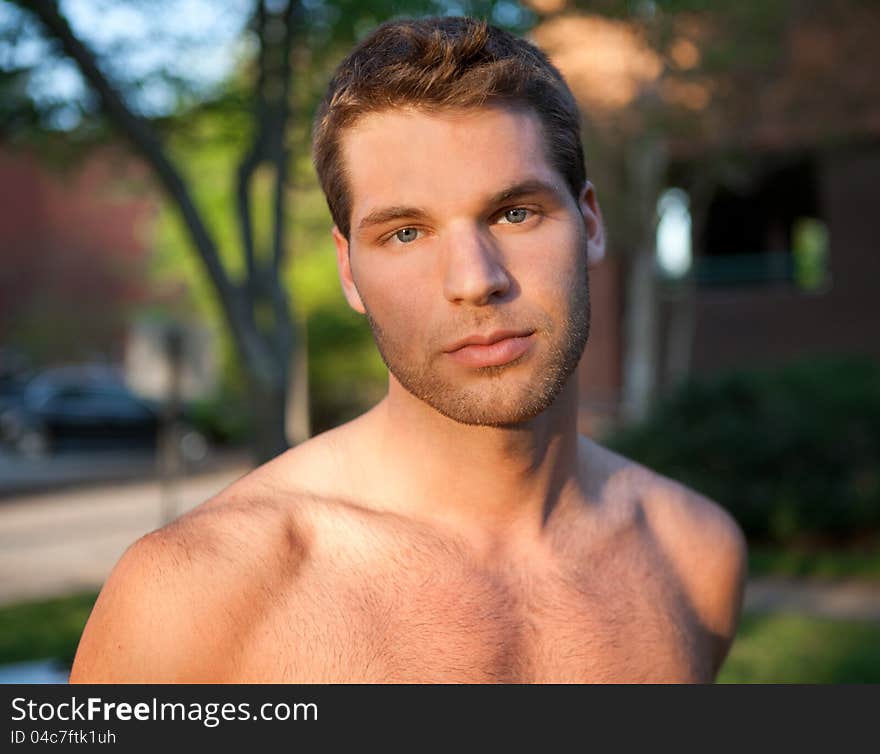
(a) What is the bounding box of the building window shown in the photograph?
[792,217,831,292]
[655,188,693,280]
[695,157,831,292]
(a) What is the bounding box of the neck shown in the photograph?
[362,375,586,549]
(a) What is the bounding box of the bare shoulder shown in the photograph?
[587,440,747,662]
[69,463,314,683]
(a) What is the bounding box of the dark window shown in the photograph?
[696,158,830,291]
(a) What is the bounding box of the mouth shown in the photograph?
[443,330,535,369]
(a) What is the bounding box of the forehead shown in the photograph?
[340,106,563,224]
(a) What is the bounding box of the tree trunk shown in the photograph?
[663,176,713,391]
[622,246,659,423]
[24,0,300,465]
[248,371,290,464]
[663,276,696,390]
[285,317,310,445]
[620,135,667,424]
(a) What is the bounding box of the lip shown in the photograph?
[444,330,534,353]
[444,330,534,368]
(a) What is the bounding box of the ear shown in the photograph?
[332,225,366,314]
[578,181,606,269]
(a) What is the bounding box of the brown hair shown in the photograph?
[312,16,587,239]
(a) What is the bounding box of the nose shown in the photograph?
[441,223,511,306]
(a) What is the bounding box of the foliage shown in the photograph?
[147,106,386,438]
[718,613,880,683]
[748,543,880,583]
[605,356,880,543]
[140,0,537,436]
[1,1,538,453]
[0,591,97,667]
[187,391,253,445]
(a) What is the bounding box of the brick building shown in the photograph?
[532,4,880,434]
[0,147,156,364]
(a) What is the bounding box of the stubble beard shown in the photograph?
[362,262,591,428]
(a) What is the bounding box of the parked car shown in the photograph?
[0,347,31,417]
[0,365,205,459]
[0,372,27,419]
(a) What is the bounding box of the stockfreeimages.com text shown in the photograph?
[10,697,317,728]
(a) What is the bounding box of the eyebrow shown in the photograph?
[488,178,566,208]
[355,178,566,235]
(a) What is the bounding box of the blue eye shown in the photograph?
[394,228,419,243]
[502,208,530,224]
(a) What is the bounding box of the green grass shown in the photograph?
[748,545,880,582]
[718,612,880,683]
[0,591,98,667]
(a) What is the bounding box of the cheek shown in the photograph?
[507,223,585,299]
[355,261,433,337]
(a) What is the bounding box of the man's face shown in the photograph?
[333,106,604,426]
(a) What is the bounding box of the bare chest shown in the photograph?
[230,555,713,683]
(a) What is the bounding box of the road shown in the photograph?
[0,461,251,606]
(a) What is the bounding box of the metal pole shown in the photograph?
[159,325,184,526]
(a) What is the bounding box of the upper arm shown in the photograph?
[644,479,749,677]
[685,500,748,674]
[69,531,217,683]
[69,487,304,683]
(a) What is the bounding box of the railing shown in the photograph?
[693,251,794,286]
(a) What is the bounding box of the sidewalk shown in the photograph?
[0,659,67,684]
[0,447,247,499]
[743,576,880,622]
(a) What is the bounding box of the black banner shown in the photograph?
[1,684,875,749]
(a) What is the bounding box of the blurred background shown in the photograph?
[1,0,878,683]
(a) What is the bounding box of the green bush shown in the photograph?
[184,305,386,444]
[306,303,386,434]
[187,391,252,446]
[605,356,880,543]
[0,592,98,666]
[718,613,880,683]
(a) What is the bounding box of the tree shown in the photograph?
[6,0,295,461]
[6,0,534,461]
[527,0,850,423]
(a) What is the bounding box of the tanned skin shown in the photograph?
[70,107,746,684]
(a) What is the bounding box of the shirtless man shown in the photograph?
[70,17,746,684]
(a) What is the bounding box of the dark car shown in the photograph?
[0,372,27,419]
[0,365,202,458]
[0,347,31,417]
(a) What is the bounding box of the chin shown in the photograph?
[414,379,568,427]
[378,329,585,427]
